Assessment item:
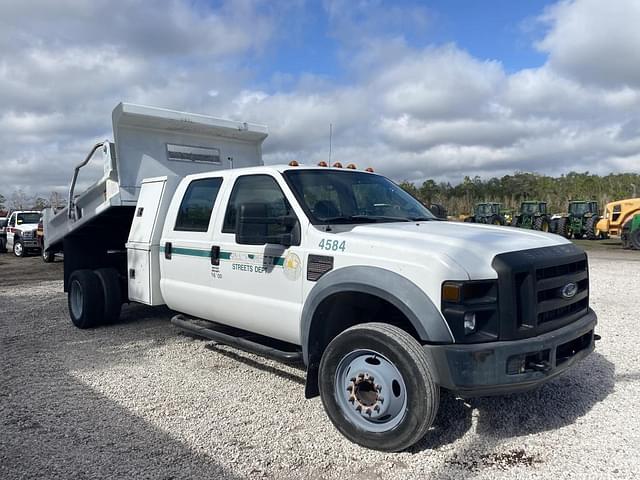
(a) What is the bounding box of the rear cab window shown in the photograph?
[174,177,223,232]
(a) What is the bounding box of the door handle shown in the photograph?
[210,245,220,266]
[165,242,172,259]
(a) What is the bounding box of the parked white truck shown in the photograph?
[5,211,42,257]
[45,103,598,452]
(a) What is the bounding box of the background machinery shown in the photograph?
[464,202,505,225]
[511,201,550,231]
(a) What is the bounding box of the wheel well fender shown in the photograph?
[300,266,452,397]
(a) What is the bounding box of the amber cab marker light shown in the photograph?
[333,162,343,168]
[365,167,374,172]
[442,282,461,302]
[317,161,328,167]
[288,160,299,166]
[346,163,357,169]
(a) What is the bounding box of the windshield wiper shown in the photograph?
[409,216,435,221]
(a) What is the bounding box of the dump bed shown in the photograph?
[44,103,268,251]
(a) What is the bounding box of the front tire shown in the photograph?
[319,323,439,452]
[534,217,549,232]
[42,249,55,263]
[585,216,601,240]
[556,217,571,239]
[13,240,25,257]
[68,270,105,329]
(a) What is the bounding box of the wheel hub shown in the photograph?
[335,350,407,432]
[347,372,383,415]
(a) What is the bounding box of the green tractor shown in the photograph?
[621,213,640,249]
[511,201,551,232]
[554,201,603,240]
[464,202,505,225]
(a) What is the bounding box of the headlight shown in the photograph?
[441,280,499,343]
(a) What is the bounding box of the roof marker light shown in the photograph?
[288,160,299,166]
[332,162,343,168]
[318,161,328,167]
[346,163,357,169]
[365,167,375,172]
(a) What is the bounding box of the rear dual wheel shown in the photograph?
[319,323,439,452]
[68,268,122,329]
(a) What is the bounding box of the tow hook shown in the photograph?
[526,360,552,373]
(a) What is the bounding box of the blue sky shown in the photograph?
[255,0,555,87]
[1,0,639,196]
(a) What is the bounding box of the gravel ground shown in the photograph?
[1,247,639,479]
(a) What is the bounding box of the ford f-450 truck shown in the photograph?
[5,210,42,257]
[45,103,597,452]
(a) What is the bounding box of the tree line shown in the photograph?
[2,171,639,217]
[0,191,66,216]
[399,171,640,216]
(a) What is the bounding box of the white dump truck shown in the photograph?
[45,103,598,452]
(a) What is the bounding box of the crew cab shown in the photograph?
[49,104,597,452]
[5,211,42,257]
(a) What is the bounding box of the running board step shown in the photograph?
[171,314,303,363]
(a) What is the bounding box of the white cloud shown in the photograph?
[536,0,640,88]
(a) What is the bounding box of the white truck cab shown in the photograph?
[52,103,598,452]
[5,211,42,257]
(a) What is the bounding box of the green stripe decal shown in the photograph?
[159,246,283,264]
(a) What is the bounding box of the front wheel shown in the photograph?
[534,217,549,232]
[319,323,439,452]
[13,240,25,257]
[42,249,55,263]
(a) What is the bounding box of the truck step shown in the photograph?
[171,314,303,363]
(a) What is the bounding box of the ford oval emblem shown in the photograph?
[561,282,578,299]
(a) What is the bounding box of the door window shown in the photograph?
[222,175,298,240]
[174,177,223,232]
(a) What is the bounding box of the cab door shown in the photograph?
[208,173,305,345]
[6,213,16,249]
[159,176,225,318]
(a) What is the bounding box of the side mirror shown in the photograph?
[235,202,297,246]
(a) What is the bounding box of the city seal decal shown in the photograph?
[283,252,302,280]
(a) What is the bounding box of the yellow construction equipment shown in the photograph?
[596,198,640,237]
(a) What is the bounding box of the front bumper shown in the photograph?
[20,239,40,249]
[426,309,597,397]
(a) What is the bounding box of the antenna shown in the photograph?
[329,123,333,163]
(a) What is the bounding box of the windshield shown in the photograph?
[521,203,539,214]
[283,170,436,224]
[17,213,41,225]
[569,203,590,215]
[477,204,497,214]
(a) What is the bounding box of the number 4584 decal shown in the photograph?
[319,239,346,252]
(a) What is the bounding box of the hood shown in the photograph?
[338,220,569,279]
[15,223,39,232]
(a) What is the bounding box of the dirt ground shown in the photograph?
[1,243,639,479]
